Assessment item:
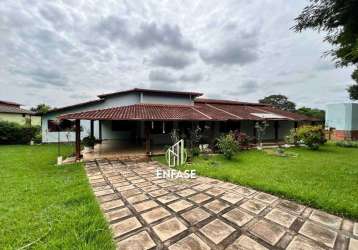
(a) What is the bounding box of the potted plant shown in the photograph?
[82,136,96,152]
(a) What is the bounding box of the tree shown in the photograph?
[259,95,296,112]
[293,0,358,100]
[296,107,325,121]
[31,104,51,115]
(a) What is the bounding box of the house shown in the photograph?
[0,100,40,126]
[326,103,358,140]
[42,88,316,159]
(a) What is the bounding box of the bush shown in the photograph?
[296,125,326,150]
[285,128,299,145]
[191,147,200,157]
[336,141,358,148]
[233,130,249,149]
[0,121,40,145]
[216,133,239,159]
[82,136,96,147]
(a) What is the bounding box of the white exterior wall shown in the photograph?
[142,93,193,105]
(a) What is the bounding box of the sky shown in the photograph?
[0,0,355,110]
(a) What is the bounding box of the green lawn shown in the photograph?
[155,144,358,220]
[0,144,115,249]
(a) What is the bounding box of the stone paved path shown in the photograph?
[86,159,358,250]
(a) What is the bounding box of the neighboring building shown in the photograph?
[42,88,316,146]
[0,100,41,126]
[326,103,358,140]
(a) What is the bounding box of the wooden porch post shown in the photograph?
[98,120,102,143]
[90,120,94,138]
[274,121,279,141]
[145,122,151,156]
[75,119,81,160]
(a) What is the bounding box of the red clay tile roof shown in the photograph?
[58,102,317,122]
[0,104,34,114]
[0,100,21,107]
[98,88,203,98]
[59,104,212,121]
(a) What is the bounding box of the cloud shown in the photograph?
[180,73,203,82]
[149,70,203,83]
[14,67,68,86]
[96,17,194,52]
[150,52,194,69]
[200,30,259,66]
[149,70,177,83]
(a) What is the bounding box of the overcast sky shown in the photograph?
[0,0,355,109]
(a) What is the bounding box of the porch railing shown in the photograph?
[166,139,186,167]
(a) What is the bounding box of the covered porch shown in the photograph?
[57,103,310,161]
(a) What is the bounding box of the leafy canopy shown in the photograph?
[30,104,51,115]
[259,95,296,112]
[293,0,358,100]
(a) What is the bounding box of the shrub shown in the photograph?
[285,128,299,145]
[233,130,249,149]
[0,121,40,145]
[216,133,239,159]
[191,147,200,157]
[82,136,96,147]
[296,125,326,150]
[336,141,358,148]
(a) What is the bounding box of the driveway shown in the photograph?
[86,159,358,250]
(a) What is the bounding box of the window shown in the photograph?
[48,119,75,132]
[151,121,173,134]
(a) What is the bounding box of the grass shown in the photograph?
[155,144,358,220]
[0,144,115,249]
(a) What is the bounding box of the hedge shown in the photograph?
[0,121,41,145]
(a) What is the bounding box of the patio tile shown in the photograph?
[255,192,278,204]
[133,200,159,213]
[141,185,160,192]
[135,181,152,188]
[200,219,235,245]
[220,192,244,204]
[204,199,230,214]
[235,187,256,196]
[349,238,358,250]
[299,221,337,248]
[148,189,168,197]
[189,193,211,204]
[127,194,149,204]
[205,187,225,197]
[157,193,180,204]
[310,210,342,229]
[153,217,187,241]
[168,199,193,212]
[265,208,297,228]
[226,235,268,250]
[223,208,253,227]
[168,233,210,250]
[95,189,114,196]
[100,199,124,211]
[177,188,197,197]
[105,207,131,222]
[250,220,286,246]
[117,231,156,250]
[111,217,142,238]
[181,207,211,225]
[286,235,325,250]
[193,184,212,191]
[131,178,146,184]
[277,200,305,215]
[240,199,267,215]
[141,207,171,224]
[354,223,358,236]
[121,188,142,198]
[97,193,119,203]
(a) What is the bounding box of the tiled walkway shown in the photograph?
[86,159,358,250]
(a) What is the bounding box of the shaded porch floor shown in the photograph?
[83,140,165,161]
